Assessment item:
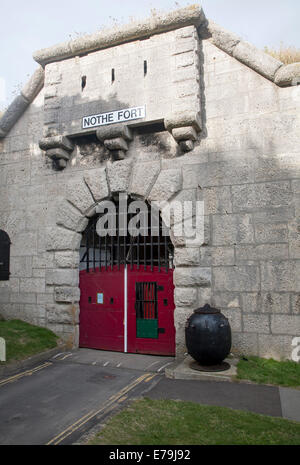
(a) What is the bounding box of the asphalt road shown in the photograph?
[0,350,169,445]
[0,349,298,445]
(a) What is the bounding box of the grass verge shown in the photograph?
[236,356,300,388]
[0,319,58,365]
[88,398,300,445]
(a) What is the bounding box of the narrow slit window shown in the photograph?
[144,60,147,76]
[0,230,11,281]
[81,75,87,91]
[112,68,115,83]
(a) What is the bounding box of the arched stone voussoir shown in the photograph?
[66,177,95,214]
[45,227,82,252]
[56,200,89,233]
[129,161,160,199]
[148,168,183,202]
[84,167,109,202]
[107,159,132,194]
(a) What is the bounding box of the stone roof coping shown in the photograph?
[1,6,300,140]
[33,5,206,66]
[0,66,44,138]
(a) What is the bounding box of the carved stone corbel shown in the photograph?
[165,111,202,153]
[39,135,74,170]
[96,123,133,161]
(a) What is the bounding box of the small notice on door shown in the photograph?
[97,293,104,304]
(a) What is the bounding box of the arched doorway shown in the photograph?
[79,196,175,355]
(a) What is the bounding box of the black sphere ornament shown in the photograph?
[185,304,232,367]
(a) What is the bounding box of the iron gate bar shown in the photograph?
[135,282,158,320]
[93,225,96,271]
[86,229,90,273]
[80,198,174,272]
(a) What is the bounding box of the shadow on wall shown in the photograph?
[52,91,182,169]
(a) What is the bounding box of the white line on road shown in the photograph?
[146,360,161,370]
[60,354,73,361]
[157,362,173,372]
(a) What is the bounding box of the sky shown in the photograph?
[0,0,299,109]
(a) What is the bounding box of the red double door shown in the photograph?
[79,265,175,356]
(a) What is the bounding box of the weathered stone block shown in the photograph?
[213,266,259,292]
[233,40,282,81]
[235,244,288,262]
[174,267,211,287]
[201,186,232,215]
[231,182,292,213]
[291,294,300,314]
[10,232,38,257]
[165,111,201,132]
[54,251,79,268]
[212,214,254,246]
[174,247,200,266]
[172,126,197,141]
[47,303,79,325]
[55,287,80,303]
[274,63,300,87]
[130,162,160,198]
[84,168,109,202]
[45,227,82,251]
[66,178,94,214]
[222,308,242,332]
[0,95,29,136]
[197,287,212,307]
[96,124,133,141]
[261,261,300,292]
[39,135,74,152]
[254,223,288,244]
[212,292,240,309]
[10,257,32,278]
[258,334,296,360]
[205,21,241,55]
[175,287,197,307]
[20,278,45,293]
[288,220,300,259]
[46,269,79,287]
[148,169,182,201]
[271,314,300,336]
[244,314,270,334]
[211,247,235,266]
[21,67,44,102]
[107,160,132,193]
[231,332,258,356]
[10,292,37,304]
[57,200,88,232]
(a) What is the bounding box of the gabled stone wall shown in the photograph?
[0,6,299,358]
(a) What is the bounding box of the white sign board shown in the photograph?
[0,337,6,362]
[82,106,146,129]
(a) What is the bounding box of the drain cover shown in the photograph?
[190,361,231,372]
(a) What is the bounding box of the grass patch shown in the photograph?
[264,44,300,64]
[0,319,58,364]
[236,356,300,388]
[88,398,300,445]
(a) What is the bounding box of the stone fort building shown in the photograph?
[0,5,299,359]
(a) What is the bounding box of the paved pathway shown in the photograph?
[0,349,299,445]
